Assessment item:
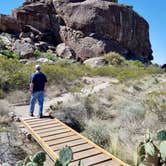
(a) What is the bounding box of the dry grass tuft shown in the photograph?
[0,100,11,125]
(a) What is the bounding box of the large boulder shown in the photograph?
[0,33,15,50]
[12,39,35,58]
[12,1,61,43]
[83,57,107,67]
[12,2,51,32]
[60,26,128,61]
[0,0,153,63]
[53,0,153,62]
[36,57,54,64]
[56,43,75,59]
[0,14,20,33]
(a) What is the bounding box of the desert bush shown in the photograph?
[68,81,84,93]
[127,60,145,68]
[0,49,19,59]
[143,91,166,122]
[103,52,125,66]
[0,56,162,99]
[84,120,110,148]
[34,49,57,61]
[84,96,93,119]
[0,100,11,125]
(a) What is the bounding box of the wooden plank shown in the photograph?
[32,124,65,133]
[94,159,121,166]
[72,148,102,161]
[70,143,94,153]
[29,121,58,127]
[36,126,65,134]
[43,131,75,142]
[39,128,71,138]
[47,135,81,146]
[69,153,110,166]
[20,118,59,161]
[52,118,129,166]
[23,117,46,122]
[51,139,87,151]
[54,143,93,154]
[21,117,128,166]
[26,119,53,125]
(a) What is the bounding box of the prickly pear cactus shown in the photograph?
[59,146,73,166]
[15,161,24,166]
[54,160,63,166]
[32,151,46,165]
[26,162,37,166]
[160,141,166,163]
[24,156,32,165]
[157,130,166,141]
[137,132,158,166]
[1,163,11,166]
[137,142,146,164]
[144,141,156,156]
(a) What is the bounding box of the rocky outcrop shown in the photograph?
[12,39,35,58]
[0,14,20,33]
[53,0,153,62]
[12,2,51,32]
[83,57,107,67]
[0,0,153,63]
[60,26,128,60]
[56,43,75,59]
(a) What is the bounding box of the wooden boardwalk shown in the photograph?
[21,117,129,166]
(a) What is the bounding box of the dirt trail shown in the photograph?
[11,76,115,166]
[13,76,116,118]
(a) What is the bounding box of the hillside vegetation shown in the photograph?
[0,51,165,165]
[0,52,161,99]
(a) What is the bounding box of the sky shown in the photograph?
[0,0,165,65]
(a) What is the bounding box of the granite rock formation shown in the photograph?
[0,0,153,63]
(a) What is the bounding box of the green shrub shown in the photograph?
[127,60,145,68]
[0,49,19,59]
[0,56,163,98]
[103,52,125,66]
[34,49,58,61]
[34,49,42,58]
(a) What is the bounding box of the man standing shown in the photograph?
[29,65,47,118]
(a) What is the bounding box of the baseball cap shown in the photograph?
[35,64,41,70]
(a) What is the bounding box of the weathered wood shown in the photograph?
[32,123,62,130]
[39,128,71,138]
[20,117,128,166]
[43,131,75,142]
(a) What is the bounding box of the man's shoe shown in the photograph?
[37,114,43,118]
[29,112,34,117]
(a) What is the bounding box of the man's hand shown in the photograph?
[44,82,48,92]
[29,83,34,93]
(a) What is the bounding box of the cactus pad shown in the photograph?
[159,141,166,161]
[59,146,73,166]
[144,142,156,156]
[15,161,24,166]
[32,151,46,164]
[26,162,37,166]
[157,130,166,141]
